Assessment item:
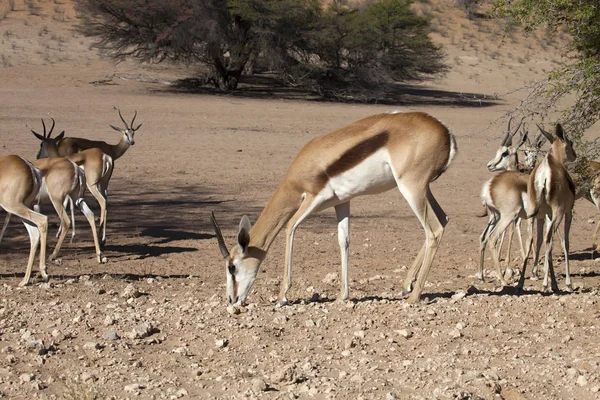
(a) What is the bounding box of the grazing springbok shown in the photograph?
[31,119,114,247]
[0,155,48,286]
[48,108,142,161]
[520,124,576,292]
[210,112,457,306]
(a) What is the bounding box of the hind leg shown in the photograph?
[77,199,107,263]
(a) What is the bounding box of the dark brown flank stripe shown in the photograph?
[320,131,390,182]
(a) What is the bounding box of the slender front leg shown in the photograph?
[277,194,321,306]
[516,218,526,262]
[334,202,350,302]
[560,211,572,291]
[517,218,535,292]
[504,222,514,264]
[78,199,107,263]
[593,220,600,253]
[532,218,544,279]
[478,213,497,282]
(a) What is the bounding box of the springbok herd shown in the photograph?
[1,111,600,308]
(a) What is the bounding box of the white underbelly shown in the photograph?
[325,149,396,203]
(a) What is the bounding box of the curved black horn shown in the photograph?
[47,118,56,138]
[41,118,47,138]
[210,212,230,259]
[130,110,137,129]
[115,107,130,130]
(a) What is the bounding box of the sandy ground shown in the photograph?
[1,1,600,399]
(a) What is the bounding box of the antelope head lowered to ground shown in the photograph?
[211,111,457,307]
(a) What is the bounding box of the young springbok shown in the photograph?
[49,108,142,161]
[481,124,547,281]
[31,119,114,247]
[210,112,457,306]
[479,128,531,285]
[520,124,576,292]
[0,155,48,286]
[574,161,600,253]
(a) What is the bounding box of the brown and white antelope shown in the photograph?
[479,125,532,285]
[0,155,48,286]
[520,124,576,292]
[575,161,600,253]
[1,157,107,264]
[47,108,142,161]
[31,119,114,247]
[210,112,457,306]
[480,124,547,283]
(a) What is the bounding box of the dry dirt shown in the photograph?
[1,1,600,399]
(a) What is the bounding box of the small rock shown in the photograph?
[103,331,120,341]
[251,378,268,392]
[20,373,33,383]
[577,375,588,387]
[305,319,316,328]
[215,339,228,348]
[83,342,101,350]
[322,272,339,284]
[386,393,399,400]
[81,372,97,382]
[124,383,144,392]
[273,364,296,383]
[226,305,240,315]
[174,388,188,397]
[396,329,412,339]
[121,283,142,299]
[127,323,155,340]
[451,292,467,301]
[27,340,47,355]
[353,330,366,339]
[449,329,462,339]
[103,315,115,326]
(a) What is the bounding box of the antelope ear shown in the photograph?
[56,131,65,140]
[237,216,252,254]
[536,124,555,144]
[555,124,566,141]
[109,124,122,132]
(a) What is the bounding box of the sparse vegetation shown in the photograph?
[494,0,600,179]
[74,0,448,98]
[26,0,42,16]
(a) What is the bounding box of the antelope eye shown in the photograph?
[502,151,509,157]
[228,264,236,275]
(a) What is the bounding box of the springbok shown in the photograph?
[31,119,114,247]
[1,158,106,264]
[520,123,576,292]
[479,126,531,285]
[481,124,546,276]
[0,155,48,286]
[48,108,142,161]
[210,112,457,306]
[574,161,600,253]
